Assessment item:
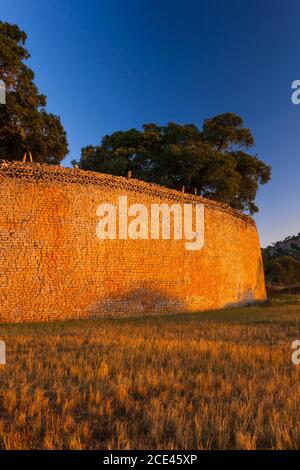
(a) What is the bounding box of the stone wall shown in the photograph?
[0,161,266,323]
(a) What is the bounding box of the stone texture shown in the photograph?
[0,161,266,323]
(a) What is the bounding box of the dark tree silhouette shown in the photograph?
[74,113,271,214]
[0,21,68,163]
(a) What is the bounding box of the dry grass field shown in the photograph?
[0,299,300,450]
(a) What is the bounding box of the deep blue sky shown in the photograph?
[2,0,300,246]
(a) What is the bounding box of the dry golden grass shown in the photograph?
[0,302,300,449]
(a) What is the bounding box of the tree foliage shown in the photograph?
[0,21,68,163]
[74,113,271,213]
[263,254,300,287]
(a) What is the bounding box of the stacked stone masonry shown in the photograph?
[0,161,266,323]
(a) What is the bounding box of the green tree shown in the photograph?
[0,21,68,163]
[74,113,271,214]
[264,255,300,287]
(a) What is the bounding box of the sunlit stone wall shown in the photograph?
[0,161,266,322]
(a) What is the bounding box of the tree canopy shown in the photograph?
[0,21,68,164]
[74,113,271,214]
[263,254,300,287]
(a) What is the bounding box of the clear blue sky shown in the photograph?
[2,0,300,246]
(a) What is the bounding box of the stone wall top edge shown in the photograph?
[0,160,255,226]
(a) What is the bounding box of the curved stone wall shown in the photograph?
[0,161,266,322]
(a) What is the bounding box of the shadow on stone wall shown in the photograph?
[225,287,255,308]
[225,287,265,309]
[87,286,188,318]
[225,256,266,309]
